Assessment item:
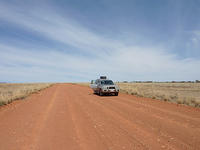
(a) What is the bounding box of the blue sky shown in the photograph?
[0,0,200,82]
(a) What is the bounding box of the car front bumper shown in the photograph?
[102,89,119,93]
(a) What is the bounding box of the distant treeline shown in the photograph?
[119,80,200,83]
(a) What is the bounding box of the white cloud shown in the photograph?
[0,2,200,82]
[0,2,119,57]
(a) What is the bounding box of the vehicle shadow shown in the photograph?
[92,93,117,97]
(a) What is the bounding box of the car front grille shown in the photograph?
[108,87,115,89]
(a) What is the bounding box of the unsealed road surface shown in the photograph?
[0,84,200,150]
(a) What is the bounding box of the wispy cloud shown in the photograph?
[0,1,200,82]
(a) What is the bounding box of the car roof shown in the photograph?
[96,79,113,82]
[97,79,111,81]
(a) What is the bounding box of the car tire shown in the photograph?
[115,92,118,96]
[99,90,103,96]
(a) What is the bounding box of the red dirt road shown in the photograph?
[0,84,200,150]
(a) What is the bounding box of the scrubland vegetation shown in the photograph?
[0,83,53,106]
[117,83,200,107]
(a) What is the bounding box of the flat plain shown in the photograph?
[0,83,200,150]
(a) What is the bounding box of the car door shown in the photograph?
[96,80,102,93]
[90,80,97,92]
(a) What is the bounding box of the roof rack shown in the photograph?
[100,76,107,79]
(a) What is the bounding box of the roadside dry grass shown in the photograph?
[76,82,90,86]
[0,83,53,106]
[117,83,200,107]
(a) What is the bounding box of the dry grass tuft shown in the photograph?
[0,83,53,106]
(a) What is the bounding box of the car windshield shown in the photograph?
[101,80,114,85]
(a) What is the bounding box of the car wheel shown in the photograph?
[115,92,118,96]
[99,90,103,96]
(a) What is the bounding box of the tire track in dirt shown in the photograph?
[66,90,108,150]
[73,91,153,150]
[21,85,58,150]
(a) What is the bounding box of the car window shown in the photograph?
[91,80,95,84]
[101,80,114,85]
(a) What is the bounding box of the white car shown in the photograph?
[90,76,119,96]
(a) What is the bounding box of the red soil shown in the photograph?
[0,83,199,150]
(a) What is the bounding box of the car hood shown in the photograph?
[102,85,119,89]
